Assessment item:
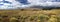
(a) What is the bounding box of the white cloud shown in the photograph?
[0,0,3,1]
[0,0,60,9]
[0,0,21,9]
[28,0,60,6]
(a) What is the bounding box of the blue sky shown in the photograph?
[16,0,30,5]
[0,0,60,9]
[0,0,12,6]
[0,0,60,6]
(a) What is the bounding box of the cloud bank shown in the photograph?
[0,0,60,9]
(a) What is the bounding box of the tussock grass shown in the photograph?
[0,9,60,22]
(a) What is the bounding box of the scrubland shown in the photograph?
[0,9,60,22]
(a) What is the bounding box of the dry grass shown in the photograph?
[0,9,60,22]
[0,9,60,16]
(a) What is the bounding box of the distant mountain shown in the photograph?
[29,5,60,10]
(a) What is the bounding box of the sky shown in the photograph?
[0,0,60,9]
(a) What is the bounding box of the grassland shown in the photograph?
[0,9,60,22]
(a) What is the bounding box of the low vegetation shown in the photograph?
[0,9,60,22]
